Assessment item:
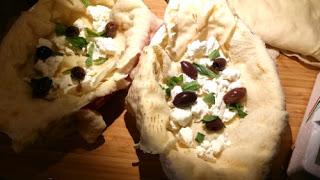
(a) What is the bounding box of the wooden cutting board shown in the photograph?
[0,1,319,179]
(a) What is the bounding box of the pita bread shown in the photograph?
[227,0,320,67]
[126,0,287,179]
[0,0,160,152]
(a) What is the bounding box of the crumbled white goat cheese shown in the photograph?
[170,107,193,127]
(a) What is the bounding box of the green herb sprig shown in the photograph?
[202,114,219,123]
[228,103,247,118]
[208,49,220,60]
[85,28,104,37]
[66,37,88,50]
[203,93,215,107]
[94,58,108,65]
[193,63,217,79]
[182,81,200,92]
[163,75,184,97]
[166,75,184,88]
[195,132,205,143]
[85,43,94,66]
[81,0,89,7]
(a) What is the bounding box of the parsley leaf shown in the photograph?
[160,84,172,97]
[85,43,94,67]
[85,28,104,37]
[62,69,71,75]
[208,49,220,60]
[238,110,248,118]
[165,88,171,97]
[228,103,247,118]
[94,58,108,65]
[66,37,88,49]
[202,114,219,123]
[195,132,205,144]
[55,24,66,36]
[80,0,89,7]
[182,81,200,92]
[193,63,217,79]
[52,51,64,56]
[203,93,215,106]
[166,75,183,88]
[163,75,184,97]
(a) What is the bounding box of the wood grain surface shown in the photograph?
[0,1,319,180]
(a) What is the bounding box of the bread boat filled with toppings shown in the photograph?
[0,0,161,152]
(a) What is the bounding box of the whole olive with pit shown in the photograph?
[223,87,247,105]
[181,61,198,79]
[65,26,80,37]
[71,66,86,81]
[104,22,118,38]
[36,46,53,60]
[205,118,225,131]
[173,92,197,108]
[211,58,226,71]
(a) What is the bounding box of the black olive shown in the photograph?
[223,87,247,105]
[181,61,198,79]
[104,22,118,38]
[65,26,80,37]
[211,58,226,71]
[205,118,225,131]
[30,77,53,98]
[71,66,86,81]
[36,46,53,60]
[173,92,197,108]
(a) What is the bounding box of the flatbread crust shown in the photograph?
[227,0,320,67]
[0,0,160,152]
[126,0,287,179]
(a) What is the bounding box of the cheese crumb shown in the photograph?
[87,5,111,32]
[34,56,63,77]
[94,37,117,55]
[178,127,194,147]
[191,98,209,118]
[221,68,240,82]
[196,135,231,161]
[171,86,183,98]
[170,108,192,127]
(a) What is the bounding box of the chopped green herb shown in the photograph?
[80,0,89,7]
[85,28,104,37]
[208,49,220,60]
[195,132,205,143]
[165,88,171,97]
[182,81,200,92]
[62,69,71,75]
[166,75,183,88]
[193,63,217,79]
[238,110,248,118]
[52,51,64,56]
[160,84,172,97]
[163,75,184,97]
[66,37,88,49]
[228,103,247,118]
[159,84,166,90]
[202,114,219,123]
[94,58,108,65]
[55,24,67,36]
[85,43,94,67]
[203,93,215,106]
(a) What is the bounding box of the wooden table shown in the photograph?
[0,1,319,179]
